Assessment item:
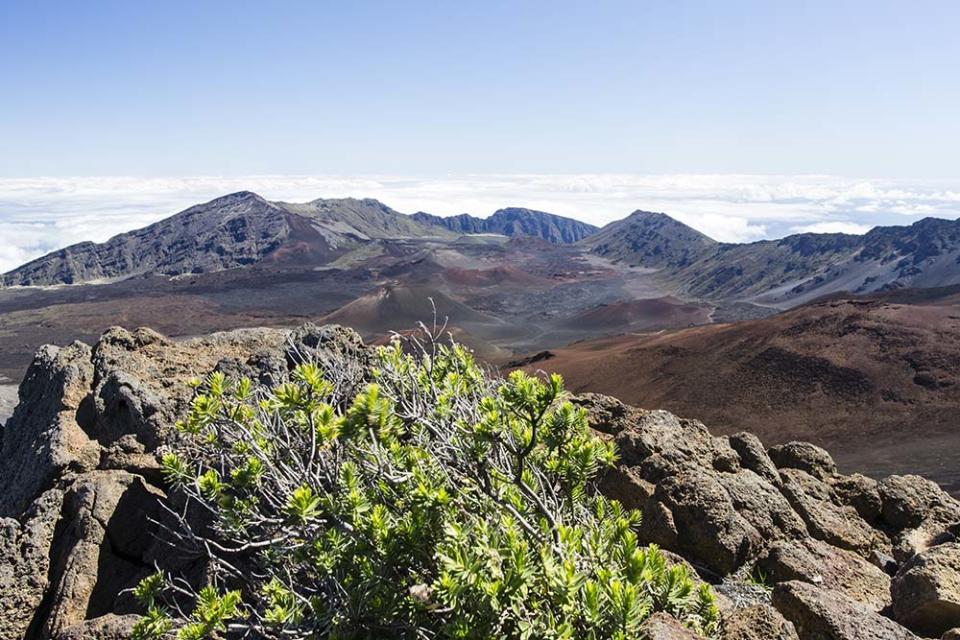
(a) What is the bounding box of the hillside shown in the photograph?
[581,210,718,268]
[514,288,960,494]
[412,207,598,243]
[1,193,451,287]
[581,211,960,308]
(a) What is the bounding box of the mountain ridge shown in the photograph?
[411,206,598,243]
[5,192,960,313]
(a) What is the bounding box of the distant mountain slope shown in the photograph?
[514,288,960,493]
[412,207,598,243]
[6,190,960,308]
[581,210,960,307]
[2,192,450,286]
[580,211,717,268]
[674,217,960,306]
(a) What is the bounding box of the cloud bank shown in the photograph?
[1,174,959,273]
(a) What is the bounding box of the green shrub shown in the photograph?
[135,331,719,639]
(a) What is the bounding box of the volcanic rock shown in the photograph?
[757,537,892,611]
[891,542,960,636]
[721,604,799,640]
[772,581,919,640]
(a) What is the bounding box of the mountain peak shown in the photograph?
[582,209,716,268]
[204,190,268,206]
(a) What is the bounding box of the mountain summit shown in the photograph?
[580,210,717,268]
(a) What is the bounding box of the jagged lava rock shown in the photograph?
[757,537,891,611]
[772,581,919,640]
[778,468,890,558]
[891,541,960,636]
[0,489,65,639]
[768,441,838,480]
[40,471,165,638]
[570,392,645,436]
[0,342,98,517]
[728,431,781,485]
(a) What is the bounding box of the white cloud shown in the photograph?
[790,221,874,235]
[0,174,958,272]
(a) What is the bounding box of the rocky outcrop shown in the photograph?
[891,542,960,636]
[757,537,891,611]
[0,342,99,517]
[772,581,919,640]
[2,331,959,639]
[593,390,960,638]
[0,323,367,640]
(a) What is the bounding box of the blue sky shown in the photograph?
[2,1,958,177]
[1,2,960,271]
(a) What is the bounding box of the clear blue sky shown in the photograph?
[1,0,958,178]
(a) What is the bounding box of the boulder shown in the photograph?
[768,441,838,480]
[830,473,883,524]
[718,469,807,542]
[757,537,891,611]
[638,612,700,639]
[891,542,960,636]
[722,604,799,640]
[613,410,740,478]
[214,350,287,388]
[879,475,960,531]
[728,432,780,485]
[0,342,98,517]
[285,323,371,401]
[645,469,760,575]
[942,629,960,640]
[597,465,655,511]
[772,581,918,640]
[779,468,889,558]
[570,392,643,436]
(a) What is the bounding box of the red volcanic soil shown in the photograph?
[322,285,499,335]
[556,297,713,331]
[516,293,960,493]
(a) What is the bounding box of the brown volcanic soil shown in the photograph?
[555,297,713,331]
[517,292,960,493]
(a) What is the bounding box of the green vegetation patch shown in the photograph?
[134,331,719,639]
